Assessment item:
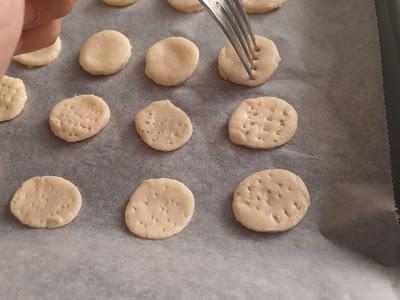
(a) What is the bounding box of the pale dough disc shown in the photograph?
[49,94,110,142]
[13,37,61,68]
[135,100,192,151]
[10,176,82,229]
[79,30,132,75]
[103,0,138,7]
[218,35,281,87]
[167,0,204,13]
[145,37,199,86]
[232,169,310,232]
[243,0,286,14]
[229,96,297,149]
[125,178,195,240]
[0,75,27,121]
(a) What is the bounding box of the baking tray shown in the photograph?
[0,0,399,299]
[376,0,400,218]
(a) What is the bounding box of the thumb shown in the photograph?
[0,0,25,76]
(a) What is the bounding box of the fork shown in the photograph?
[199,0,259,80]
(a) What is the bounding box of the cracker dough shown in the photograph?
[243,0,286,14]
[167,0,204,13]
[145,37,199,86]
[13,37,61,68]
[229,96,297,149]
[125,178,195,240]
[0,75,27,121]
[135,100,192,151]
[218,35,281,87]
[79,30,132,75]
[10,176,82,229]
[103,0,138,7]
[49,95,110,142]
[232,169,310,232]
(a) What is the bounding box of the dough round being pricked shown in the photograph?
[49,95,110,142]
[167,0,204,13]
[244,0,286,14]
[232,169,310,232]
[79,30,132,75]
[13,37,61,68]
[10,176,82,229]
[145,37,199,86]
[103,0,138,7]
[229,96,297,149]
[135,100,192,151]
[218,35,281,87]
[125,178,195,240]
[0,75,27,121]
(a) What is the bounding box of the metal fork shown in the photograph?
[199,0,259,80]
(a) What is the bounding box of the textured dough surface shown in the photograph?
[125,178,195,239]
[13,37,61,68]
[10,176,82,229]
[79,30,131,75]
[218,35,281,87]
[229,96,297,149]
[0,75,27,121]
[167,0,203,13]
[49,95,110,142]
[103,0,137,6]
[145,37,199,86]
[135,100,192,151]
[244,0,286,13]
[232,169,310,232]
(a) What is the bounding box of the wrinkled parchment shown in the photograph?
[0,0,399,298]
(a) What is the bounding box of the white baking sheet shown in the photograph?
[0,0,399,298]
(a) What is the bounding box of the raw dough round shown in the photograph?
[167,0,204,13]
[244,0,286,14]
[145,37,199,86]
[13,37,61,68]
[10,176,82,229]
[103,0,138,7]
[229,96,297,149]
[49,95,110,142]
[125,178,195,240]
[135,100,192,151]
[79,30,132,75]
[0,75,27,121]
[232,169,310,232]
[218,35,281,87]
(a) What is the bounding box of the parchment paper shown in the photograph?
[1,0,399,298]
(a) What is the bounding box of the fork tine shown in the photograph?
[220,0,256,69]
[224,0,258,60]
[199,0,255,79]
[231,0,260,51]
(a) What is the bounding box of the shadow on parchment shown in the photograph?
[319,183,400,268]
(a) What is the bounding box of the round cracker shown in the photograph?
[79,30,132,75]
[244,0,286,14]
[0,75,27,121]
[232,169,310,232]
[125,178,195,240]
[103,0,138,6]
[10,176,82,229]
[135,100,192,151]
[218,35,281,87]
[167,0,204,13]
[145,37,199,86]
[229,96,298,149]
[49,94,110,142]
[13,37,61,68]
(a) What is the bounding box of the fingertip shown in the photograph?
[15,19,61,55]
[24,0,75,29]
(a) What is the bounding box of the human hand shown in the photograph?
[0,0,75,76]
